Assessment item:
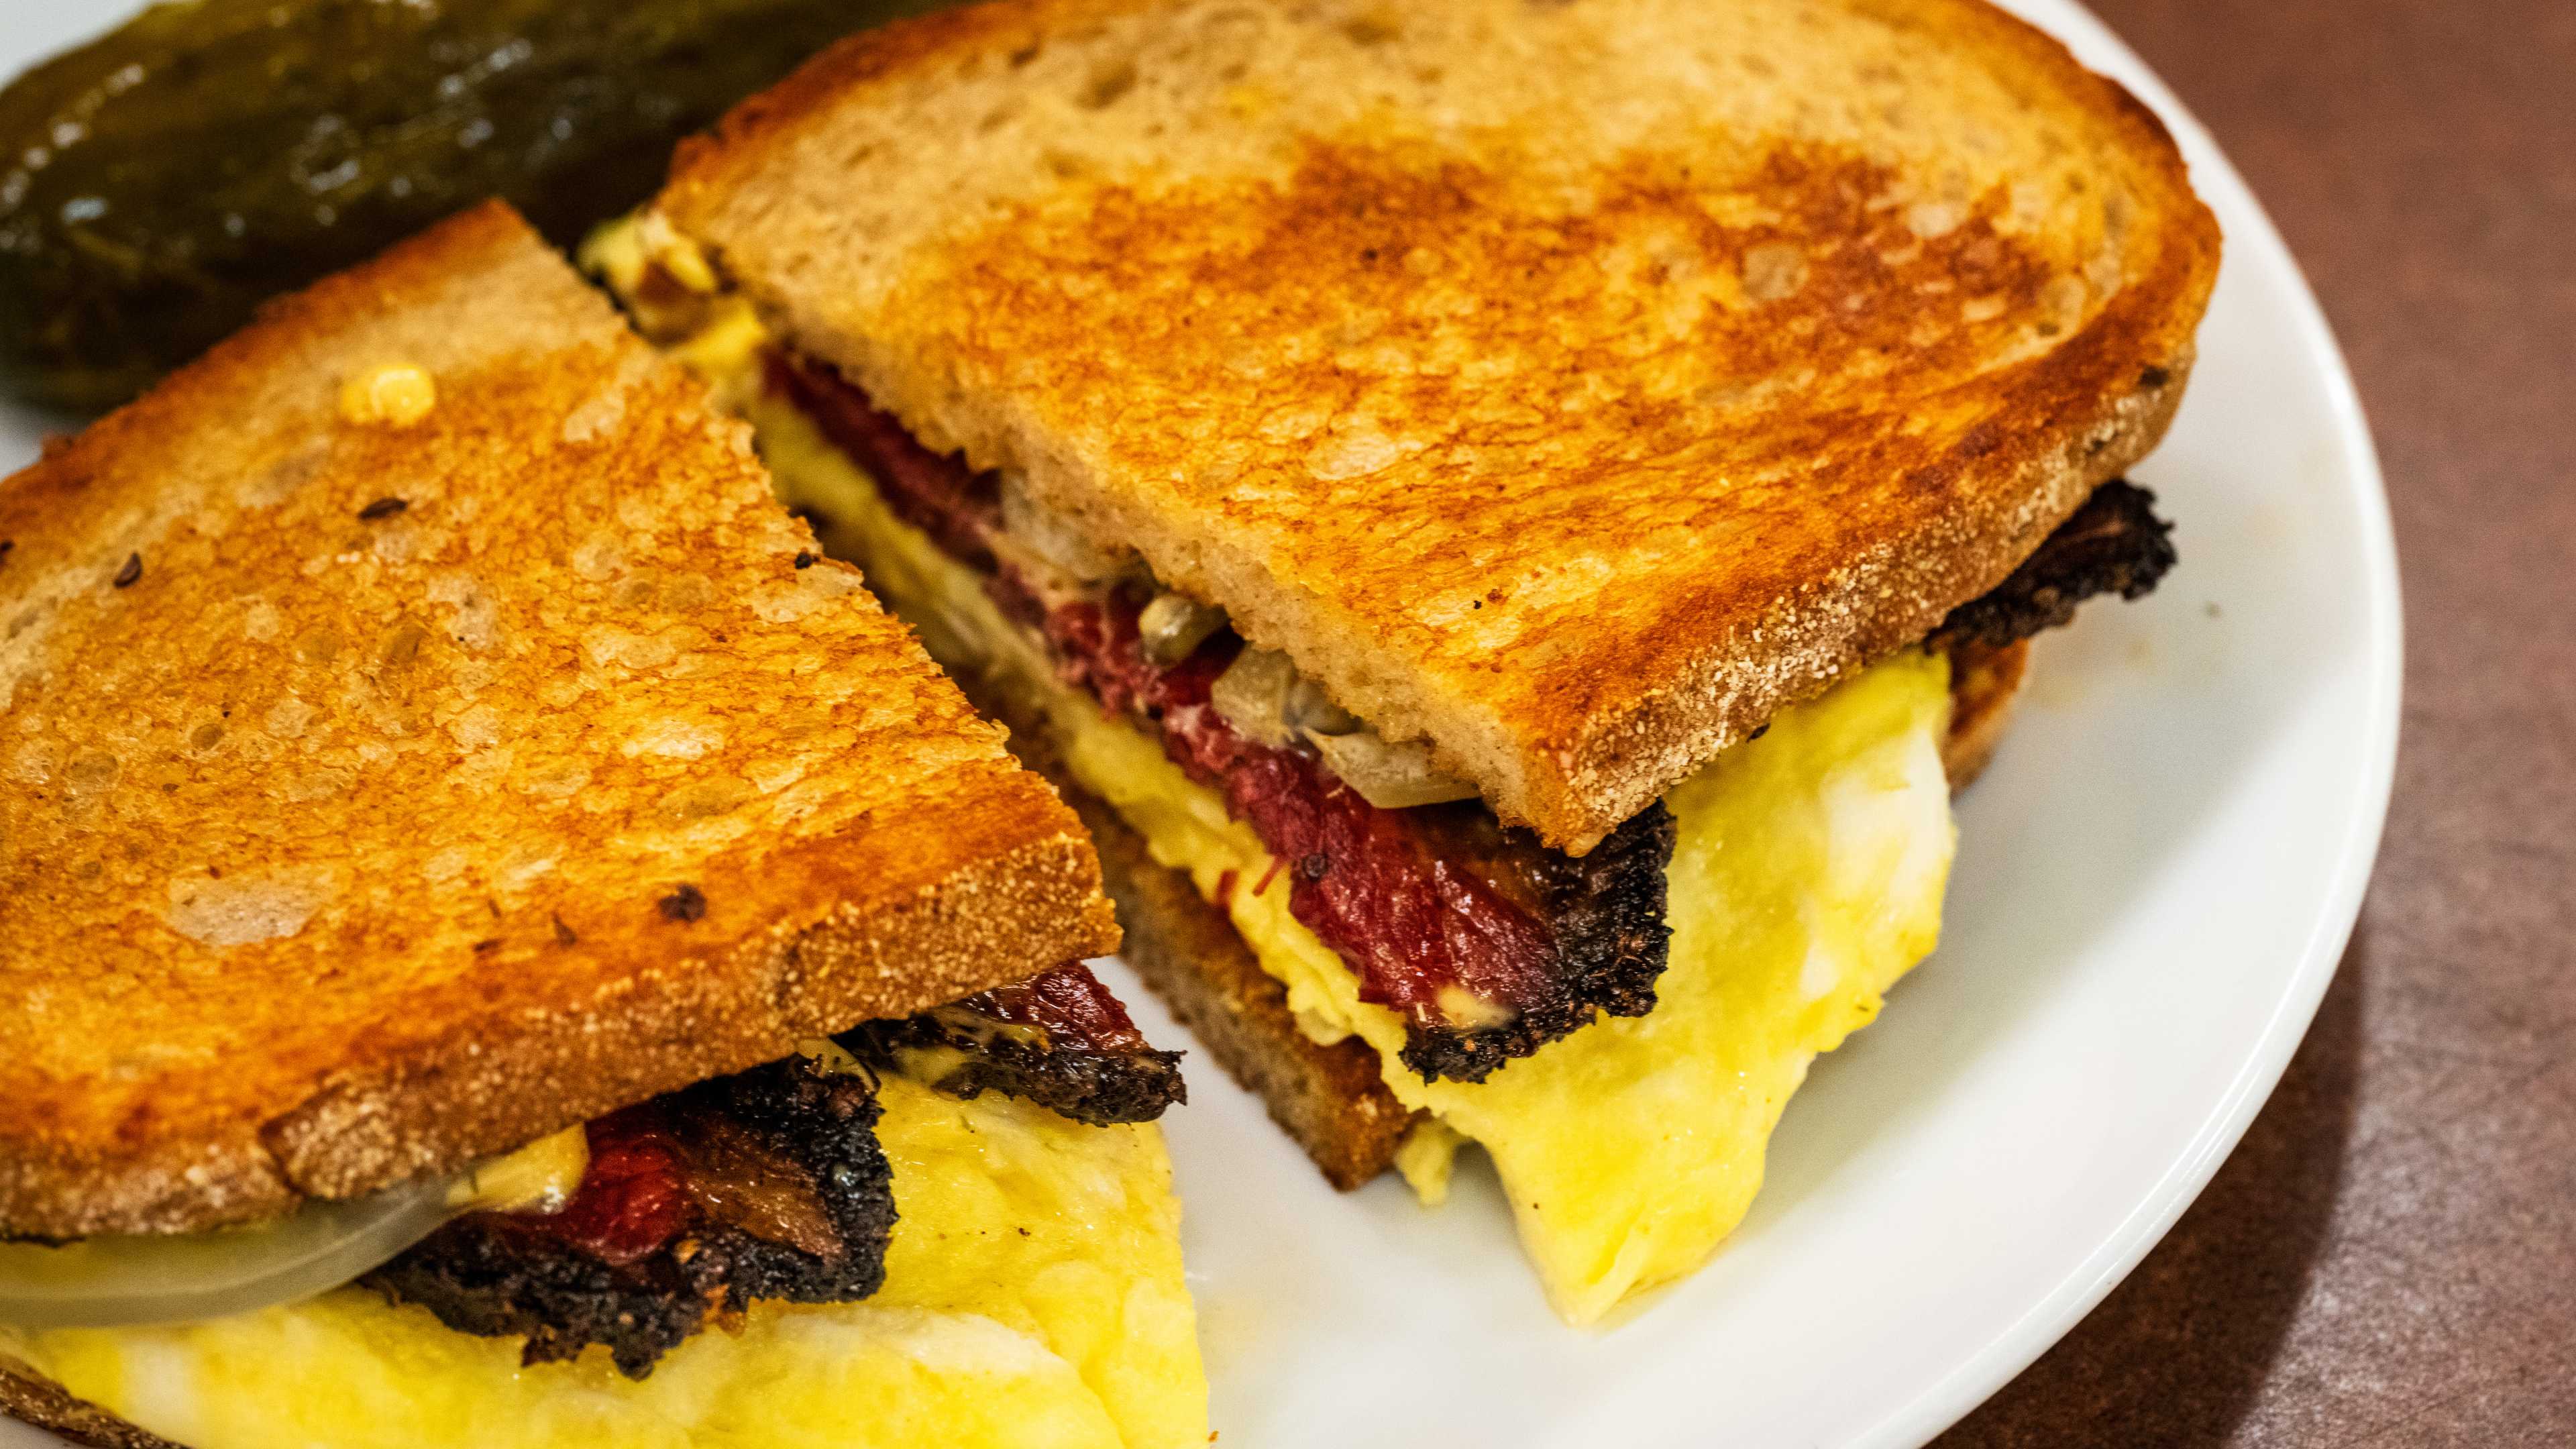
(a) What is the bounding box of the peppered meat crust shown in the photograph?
[1395,802,1676,1082]
[365,1054,893,1379]
[359,1203,714,1379]
[855,961,1187,1126]
[1931,480,2176,651]
[867,1019,1186,1126]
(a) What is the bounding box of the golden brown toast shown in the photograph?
[1069,643,2026,1191]
[0,202,1118,1240]
[657,0,2218,853]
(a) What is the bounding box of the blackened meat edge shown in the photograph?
[1393,802,1676,1081]
[855,961,1187,1124]
[365,963,1179,1379]
[366,1055,894,1379]
[1931,481,2177,651]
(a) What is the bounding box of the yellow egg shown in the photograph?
[3,1079,1205,1448]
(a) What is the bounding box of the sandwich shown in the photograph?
[0,202,1206,1449]
[598,0,2218,1323]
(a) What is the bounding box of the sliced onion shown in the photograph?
[1209,647,1300,748]
[443,1123,590,1216]
[1136,591,1228,665]
[1284,674,1360,737]
[0,1182,455,1330]
[0,1126,588,1331]
[1308,729,1480,809]
[1214,647,1475,806]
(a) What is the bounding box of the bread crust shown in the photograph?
[0,203,1117,1239]
[659,0,2219,852]
[1940,639,2031,792]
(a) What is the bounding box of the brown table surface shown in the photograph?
[1935,2,2576,1446]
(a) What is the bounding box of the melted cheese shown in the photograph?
[625,250,1959,1327]
[2,1079,1205,1448]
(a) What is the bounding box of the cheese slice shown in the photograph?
[3,1078,1206,1449]
[601,223,1958,1324]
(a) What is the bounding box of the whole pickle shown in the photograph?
[0,0,938,411]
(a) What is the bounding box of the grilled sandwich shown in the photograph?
[601,0,2216,1322]
[0,202,1205,1449]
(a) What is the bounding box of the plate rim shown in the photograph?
[1854,4,2404,1442]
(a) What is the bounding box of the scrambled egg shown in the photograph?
[604,223,1960,1325]
[3,1079,1205,1448]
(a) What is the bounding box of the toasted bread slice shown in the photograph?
[1051,642,2025,1190]
[657,0,2218,852]
[0,202,1118,1240]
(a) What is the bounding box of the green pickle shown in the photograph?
[0,0,938,411]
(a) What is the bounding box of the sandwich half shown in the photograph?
[0,202,1204,1449]
[609,0,2216,1322]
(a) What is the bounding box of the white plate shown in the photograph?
[0,1,2396,1445]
